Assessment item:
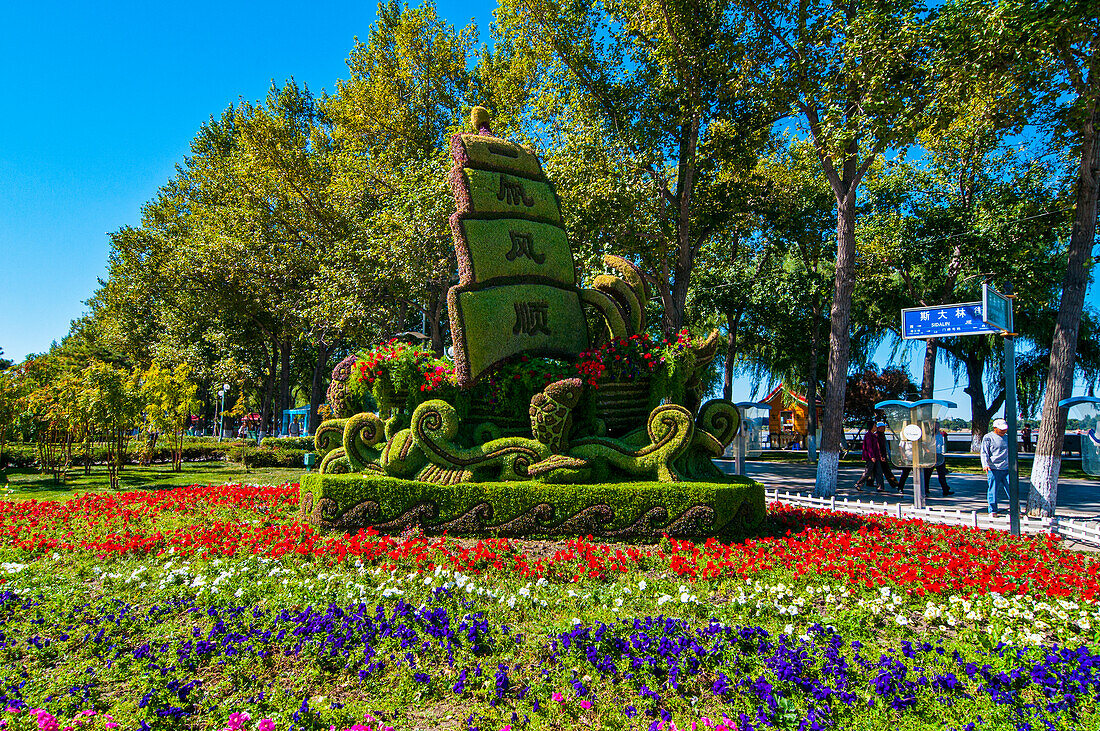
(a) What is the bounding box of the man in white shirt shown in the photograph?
[980,418,1011,516]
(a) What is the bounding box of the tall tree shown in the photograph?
[1024,0,1100,515]
[80,362,142,491]
[497,0,776,334]
[859,121,1079,449]
[327,0,477,353]
[740,0,938,495]
[141,363,201,473]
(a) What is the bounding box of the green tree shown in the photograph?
[18,356,78,484]
[141,364,201,472]
[937,0,1099,515]
[1023,0,1100,515]
[739,0,938,495]
[0,365,24,471]
[327,0,477,355]
[497,0,775,334]
[80,363,142,490]
[858,118,1083,450]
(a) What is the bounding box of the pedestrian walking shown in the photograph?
[899,429,953,497]
[858,422,888,492]
[981,418,1011,516]
[1021,423,1032,453]
[877,425,901,491]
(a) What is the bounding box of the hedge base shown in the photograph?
[299,474,765,539]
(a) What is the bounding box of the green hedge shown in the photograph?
[1,441,237,469]
[0,444,37,468]
[228,446,312,469]
[260,437,315,451]
[299,474,765,539]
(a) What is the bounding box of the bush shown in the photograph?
[0,443,37,468]
[299,474,765,538]
[260,437,315,451]
[1,441,235,469]
[229,446,311,469]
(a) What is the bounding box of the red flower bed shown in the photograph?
[0,487,1097,601]
[665,503,1100,600]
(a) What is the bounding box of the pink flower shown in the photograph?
[551,692,564,702]
[257,721,276,731]
[32,710,59,731]
[578,700,592,710]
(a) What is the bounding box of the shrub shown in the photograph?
[260,437,315,451]
[0,443,37,468]
[229,446,311,469]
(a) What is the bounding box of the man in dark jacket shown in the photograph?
[876,426,901,491]
[859,422,887,491]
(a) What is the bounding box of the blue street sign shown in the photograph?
[900,302,1000,339]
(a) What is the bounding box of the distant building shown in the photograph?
[762,384,824,449]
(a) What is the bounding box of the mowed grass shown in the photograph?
[0,461,304,500]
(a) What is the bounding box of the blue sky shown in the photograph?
[0,0,492,363]
[0,1,1094,420]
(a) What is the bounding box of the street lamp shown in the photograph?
[216,384,230,441]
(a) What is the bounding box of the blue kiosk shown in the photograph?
[280,407,312,437]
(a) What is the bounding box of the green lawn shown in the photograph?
[0,461,305,500]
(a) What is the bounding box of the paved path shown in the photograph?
[716,460,1100,520]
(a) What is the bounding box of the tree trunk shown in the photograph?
[813,189,859,496]
[921,339,937,398]
[429,283,448,355]
[309,340,332,436]
[662,115,701,337]
[277,336,292,437]
[806,311,822,462]
[1028,99,1100,517]
[723,309,743,401]
[963,354,989,452]
[260,338,278,440]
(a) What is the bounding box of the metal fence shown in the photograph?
[765,488,1100,548]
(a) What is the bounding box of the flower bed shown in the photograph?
[0,485,1098,730]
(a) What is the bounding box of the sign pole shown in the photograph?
[1002,282,1020,536]
[736,412,745,477]
[910,412,925,511]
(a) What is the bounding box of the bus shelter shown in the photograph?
[875,399,956,509]
[725,402,769,475]
[1061,396,1100,477]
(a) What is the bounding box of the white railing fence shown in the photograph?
[764,488,1100,548]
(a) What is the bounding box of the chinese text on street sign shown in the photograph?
[901,303,1000,339]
